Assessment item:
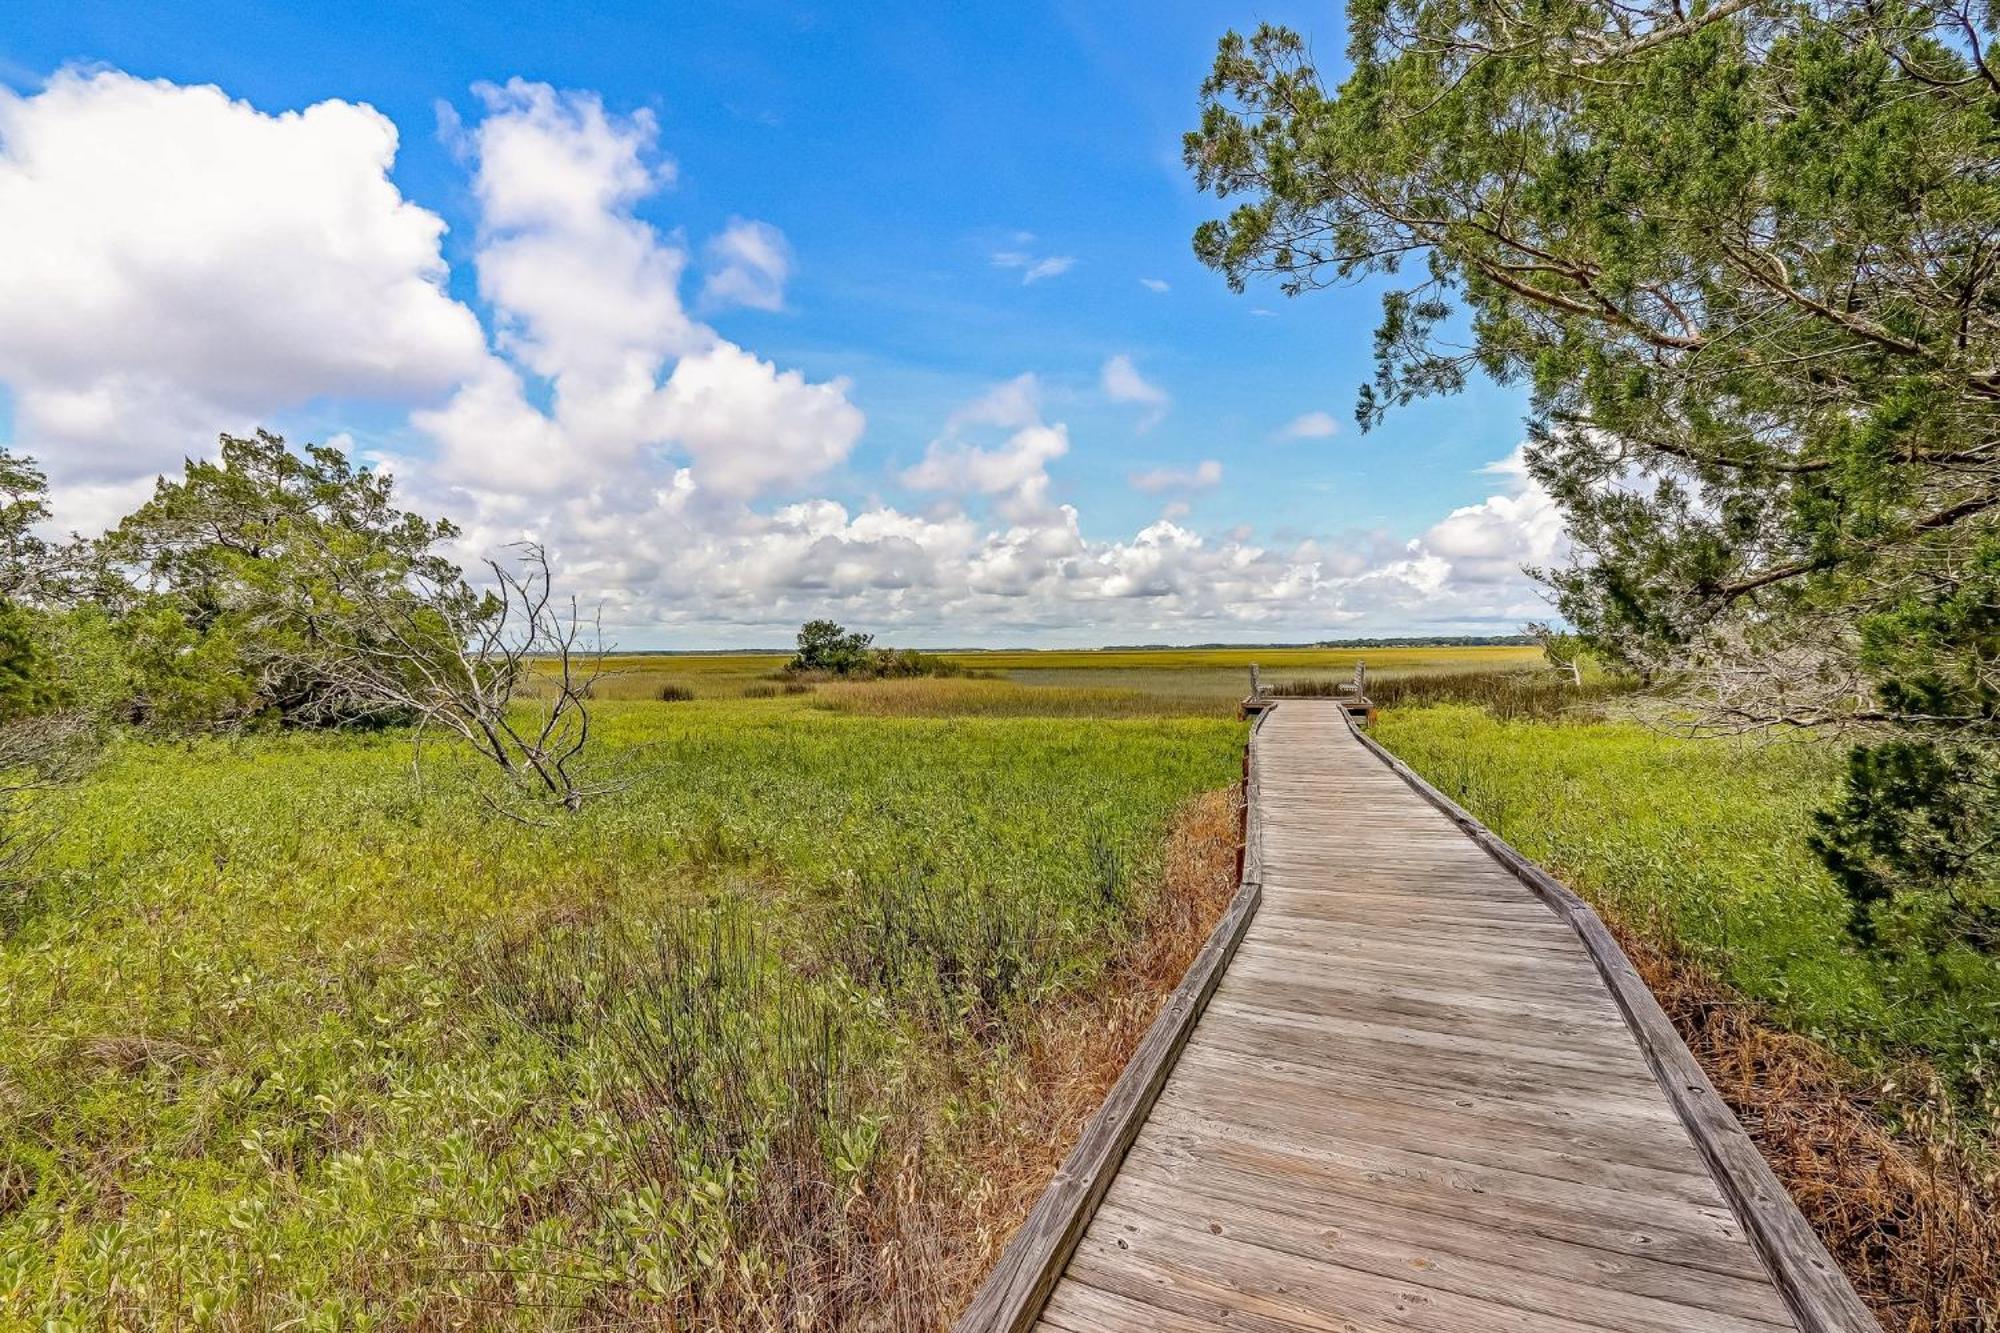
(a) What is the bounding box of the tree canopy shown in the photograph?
[1186,0,2000,952]
[790,619,877,676]
[101,431,473,726]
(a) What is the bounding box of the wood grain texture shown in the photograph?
[961,699,1876,1333]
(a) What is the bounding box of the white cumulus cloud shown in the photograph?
[0,67,1573,643]
[0,69,486,494]
[658,343,862,498]
[417,80,860,501]
[1409,446,1566,586]
[903,375,1070,520]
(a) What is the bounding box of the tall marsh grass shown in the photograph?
[809,676,1225,718]
[0,698,1243,1327]
[1271,666,1640,719]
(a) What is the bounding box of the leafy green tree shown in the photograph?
[100,431,471,727]
[0,449,115,721]
[790,619,875,676]
[1187,2,2000,953]
[0,451,53,603]
[0,452,106,909]
[0,602,60,722]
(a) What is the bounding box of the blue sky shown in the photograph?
[0,1,1554,646]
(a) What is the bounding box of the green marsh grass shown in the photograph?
[23,640,1989,1327]
[0,695,1240,1327]
[526,645,1544,707]
[1374,703,2000,1115]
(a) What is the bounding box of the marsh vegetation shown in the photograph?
[6,633,1998,1328]
[0,695,1242,1327]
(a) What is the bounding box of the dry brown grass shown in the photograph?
[1610,918,2000,1333]
[867,785,1244,1328]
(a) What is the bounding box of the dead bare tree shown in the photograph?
[425,544,612,815]
[295,541,614,816]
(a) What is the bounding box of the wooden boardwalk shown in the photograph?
[962,700,1876,1333]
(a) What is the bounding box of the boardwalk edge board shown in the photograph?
[952,711,1271,1333]
[1335,703,1880,1333]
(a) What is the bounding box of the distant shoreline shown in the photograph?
[564,636,1538,658]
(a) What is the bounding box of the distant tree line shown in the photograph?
[1096,635,1537,650]
[1188,0,2000,959]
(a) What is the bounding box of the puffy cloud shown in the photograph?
[0,69,486,484]
[1101,354,1169,431]
[903,424,1068,503]
[401,424,1565,643]
[701,217,792,312]
[1129,460,1222,493]
[468,79,667,230]
[1417,446,1566,584]
[3,67,1571,643]
[900,375,1073,520]
[902,379,1070,521]
[1280,410,1340,440]
[418,81,859,501]
[657,343,862,498]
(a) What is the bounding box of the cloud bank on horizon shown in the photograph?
[0,67,1565,646]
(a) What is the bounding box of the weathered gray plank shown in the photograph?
[963,698,1874,1333]
[1339,707,1878,1333]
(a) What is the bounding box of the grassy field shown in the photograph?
[9,644,1995,1328]
[0,693,1241,1328]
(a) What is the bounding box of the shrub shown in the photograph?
[656,684,695,702]
[784,620,962,681]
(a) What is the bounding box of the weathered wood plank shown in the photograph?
[1338,708,1879,1333]
[1103,1141,1796,1320]
[960,698,1874,1333]
[1099,1172,1796,1332]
